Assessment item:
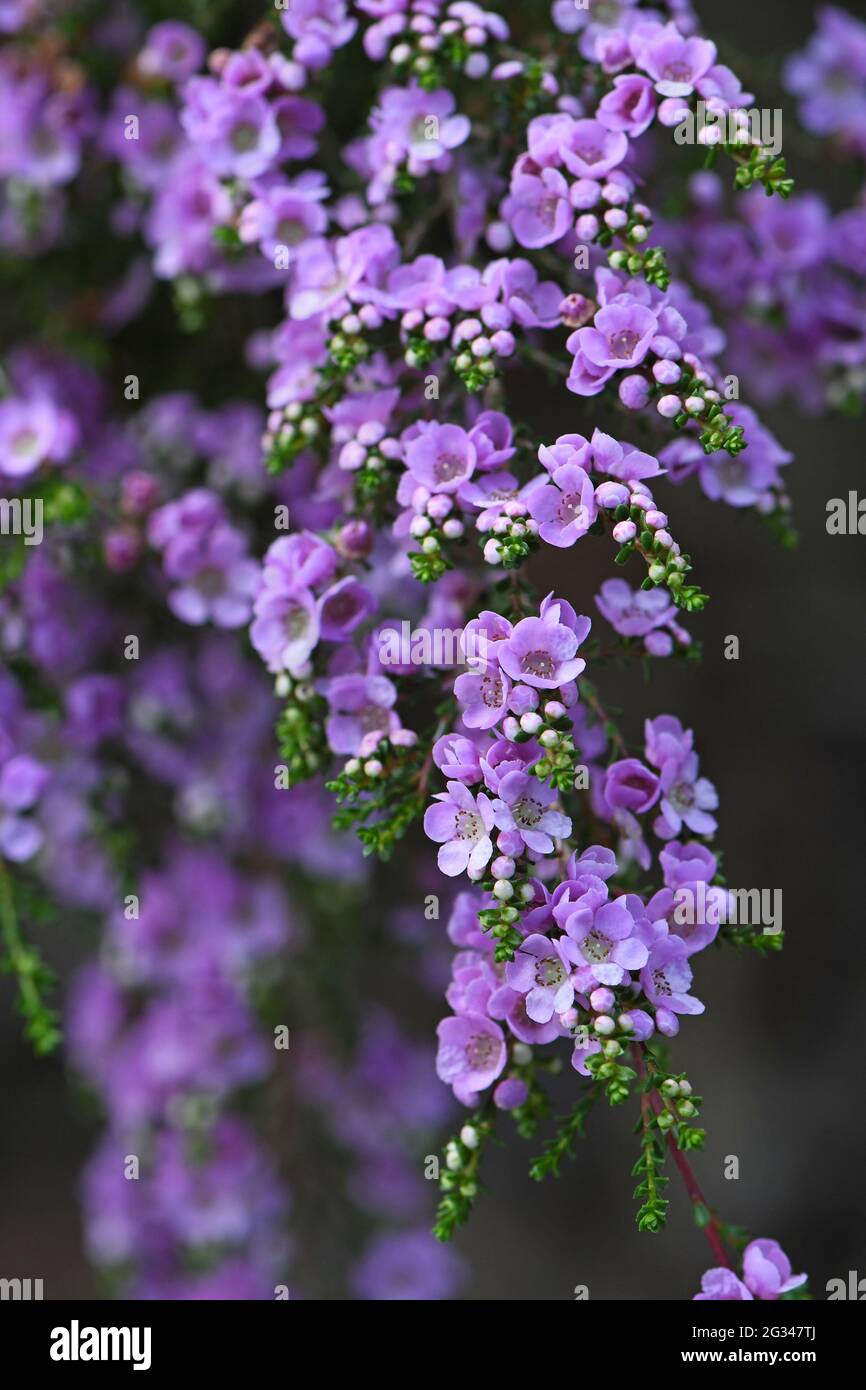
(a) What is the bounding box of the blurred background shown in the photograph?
[1,0,864,1299]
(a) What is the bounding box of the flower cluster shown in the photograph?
[4,0,850,1303]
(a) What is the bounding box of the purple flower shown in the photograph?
[432,733,483,786]
[454,659,511,730]
[645,714,693,768]
[498,609,589,690]
[596,578,677,638]
[528,461,597,548]
[489,982,561,1045]
[324,673,400,755]
[603,758,661,815]
[506,934,576,1023]
[0,396,77,477]
[741,1239,807,1299]
[562,894,648,988]
[138,22,205,83]
[660,840,717,889]
[281,0,358,71]
[509,166,572,248]
[597,75,657,137]
[0,753,49,863]
[424,781,495,878]
[695,1239,806,1302]
[369,82,470,169]
[317,577,376,642]
[259,531,338,593]
[576,302,659,371]
[654,750,718,839]
[636,23,717,98]
[183,84,281,180]
[494,1077,528,1110]
[492,771,571,856]
[784,7,866,154]
[250,586,320,674]
[502,260,564,329]
[641,934,704,1015]
[436,1012,506,1102]
[238,180,329,261]
[561,119,629,179]
[405,422,476,493]
[351,1229,464,1301]
[693,1268,753,1301]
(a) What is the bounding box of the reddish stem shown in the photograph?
[631,1044,732,1270]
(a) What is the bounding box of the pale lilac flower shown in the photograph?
[424,781,495,877]
[562,895,648,988]
[405,422,476,493]
[281,0,358,70]
[455,659,511,730]
[369,82,470,168]
[597,75,657,137]
[693,1269,753,1301]
[636,23,717,98]
[492,771,571,855]
[0,396,77,477]
[498,609,589,690]
[317,577,376,642]
[509,167,572,248]
[250,586,320,673]
[741,1239,807,1299]
[324,673,400,755]
[576,302,659,371]
[528,462,597,547]
[603,758,661,815]
[655,751,719,839]
[505,934,576,1023]
[436,1012,506,1102]
[432,734,483,786]
[561,119,629,179]
[641,935,704,1015]
[138,22,205,82]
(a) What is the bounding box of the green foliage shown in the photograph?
[633,1128,670,1233]
[0,864,61,1056]
[327,738,426,861]
[529,1091,596,1180]
[433,1113,494,1242]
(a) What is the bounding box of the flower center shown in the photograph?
[582,930,612,963]
[514,796,544,829]
[455,809,482,841]
[652,968,672,996]
[359,704,387,734]
[435,451,467,483]
[609,329,640,359]
[231,121,259,153]
[285,607,309,640]
[465,1032,498,1069]
[11,428,37,456]
[674,782,695,808]
[663,61,693,83]
[557,493,587,526]
[535,956,565,987]
[480,673,504,707]
[521,649,555,679]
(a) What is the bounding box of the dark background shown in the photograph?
[1,0,864,1300]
